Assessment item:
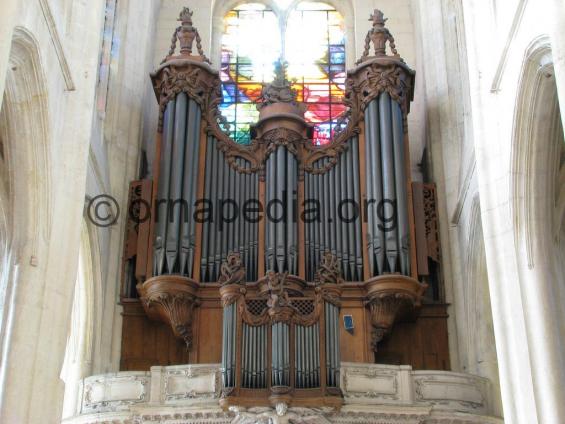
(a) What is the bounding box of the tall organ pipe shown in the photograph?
[264,147,298,274]
[325,302,340,387]
[378,92,398,272]
[200,141,259,282]
[365,98,385,275]
[154,98,175,275]
[304,140,362,281]
[153,94,202,278]
[165,93,188,274]
[391,101,410,275]
[352,136,364,279]
[364,93,411,276]
[221,303,236,388]
[180,99,201,275]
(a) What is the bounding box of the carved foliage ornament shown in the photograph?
[138,276,201,349]
[143,292,200,348]
[364,275,426,351]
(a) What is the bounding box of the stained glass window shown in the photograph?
[220,2,346,145]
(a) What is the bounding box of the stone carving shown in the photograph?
[81,373,149,413]
[72,364,501,423]
[162,365,221,402]
[230,404,333,424]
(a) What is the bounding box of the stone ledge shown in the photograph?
[66,363,503,423]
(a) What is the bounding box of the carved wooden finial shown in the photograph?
[258,58,301,110]
[178,6,193,25]
[357,9,400,64]
[161,7,210,64]
[369,9,387,27]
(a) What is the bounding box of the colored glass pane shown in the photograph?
[286,3,346,144]
[220,2,346,145]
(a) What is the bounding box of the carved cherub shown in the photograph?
[218,252,246,285]
[266,271,291,309]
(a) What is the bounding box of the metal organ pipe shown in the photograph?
[264,147,298,274]
[352,136,364,279]
[379,92,398,272]
[165,93,188,274]
[392,101,410,275]
[221,303,236,388]
[303,138,363,281]
[199,141,258,282]
[180,99,201,275]
[363,94,411,276]
[154,99,174,275]
[366,99,385,275]
[153,94,202,278]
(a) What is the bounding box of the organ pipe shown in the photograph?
[304,138,363,281]
[153,94,202,278]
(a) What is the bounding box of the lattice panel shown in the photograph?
[292,299,316,316]
[245,299,268,316]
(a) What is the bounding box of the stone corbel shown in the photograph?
[365,275,427,351]
[137,275,200,348]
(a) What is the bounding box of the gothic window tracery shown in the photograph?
[220,1,346,145]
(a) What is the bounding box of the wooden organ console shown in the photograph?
[120,7,448,409]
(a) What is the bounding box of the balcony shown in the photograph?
[64,363,503,424]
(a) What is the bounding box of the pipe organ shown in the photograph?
[123,7,446,408]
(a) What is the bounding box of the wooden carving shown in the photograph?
[137,275,200,348]
[365,275,427,351]
[423,184,441,263]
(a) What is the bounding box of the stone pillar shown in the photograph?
[0,0,18,102]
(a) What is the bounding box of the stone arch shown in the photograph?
[0,25,52,419]
[510,35,565,421]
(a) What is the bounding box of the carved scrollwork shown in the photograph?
[366,293,413,351]
[138,276,200,348]
[314,252,343,286]
[262,128,303,159]
[143,292,199,348]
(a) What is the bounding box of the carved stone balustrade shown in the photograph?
[66,364,503,424]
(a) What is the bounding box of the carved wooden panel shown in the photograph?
[374,304,450,370]
[120,299,222,371]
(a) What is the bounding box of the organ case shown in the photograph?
[119,7,449,407]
